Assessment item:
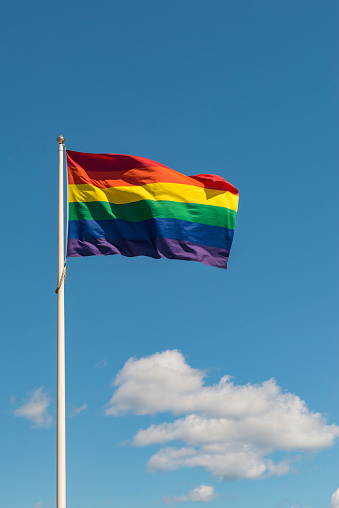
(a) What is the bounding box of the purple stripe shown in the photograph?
[67,237,230,269]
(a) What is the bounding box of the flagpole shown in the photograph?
[56,134,66,508]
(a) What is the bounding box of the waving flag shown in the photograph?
[66,151,239,269]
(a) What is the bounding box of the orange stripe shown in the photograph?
[67,165,198,188]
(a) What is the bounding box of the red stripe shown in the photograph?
[66,150,238,195]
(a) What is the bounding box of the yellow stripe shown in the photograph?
[68,183,239,212]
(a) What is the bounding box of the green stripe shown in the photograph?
[69,200,236,229]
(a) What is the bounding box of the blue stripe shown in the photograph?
[68,218,234,250]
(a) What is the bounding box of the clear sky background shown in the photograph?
[0,1,338,507]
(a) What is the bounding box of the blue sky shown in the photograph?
[0,1,338,507]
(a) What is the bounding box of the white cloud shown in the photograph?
[147,445,289,480]
[106,350,339,480]
[33,503,43,508]
[163,484,219,504]
[331,488,339,508]
[14,387,52,427]
[70,404,87,417]
[106,350,204,417]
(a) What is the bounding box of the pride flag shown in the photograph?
[66,151,239,269]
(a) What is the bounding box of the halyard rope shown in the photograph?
[55,265,66,294]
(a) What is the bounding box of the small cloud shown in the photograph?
[331,488,339,508]
[33,503,43,508]
[69,404,87,417]
[14,388,52,428]
[163,485,219,505]
[95,359,108,368]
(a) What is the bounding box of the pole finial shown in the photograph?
[57,135,65,144]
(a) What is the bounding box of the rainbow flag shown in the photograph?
[66,151,239,269]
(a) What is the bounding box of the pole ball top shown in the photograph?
[57,135,65,144]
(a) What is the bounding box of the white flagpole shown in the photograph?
[56,135,66,508]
